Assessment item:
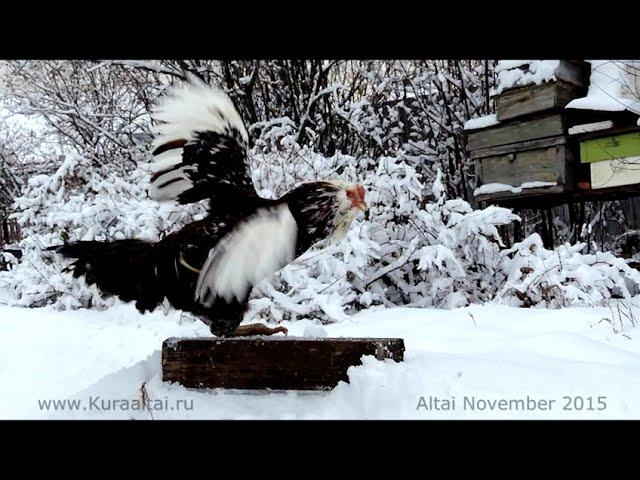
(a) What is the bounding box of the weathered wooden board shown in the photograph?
[162,336,405,391]
[470,135,567,160]
[555,60,591,88]
[566,107,640,130]
[496,81,585,122]
[476,144,573,187]
[479,183,640,209]
[579,131,640,163]
[475,185,566,204]
[467,114,565,151]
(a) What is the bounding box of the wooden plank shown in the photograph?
[470,135,567,160]
[496,83,556,122]
[478,144,572,187]
[590,157,640,189]
[569,125,640,143]
[475,185,566,204]
[467,114,565,151]
[579,131,640,163]
[566,107,640,129]
[496,81,585,122]
[162,336,405,391]
[480,183,640,209]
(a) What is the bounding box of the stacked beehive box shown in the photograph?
[466,60,591,204]
[565,60,640,193]
[573,128,640,190]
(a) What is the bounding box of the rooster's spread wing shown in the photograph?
[148,78,256,208]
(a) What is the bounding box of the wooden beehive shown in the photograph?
[467,60,591,206]
[575,130,640,190]
[496,81,584,121]
[468,60,640,208]
[495,61,590,121]
[468,114,575,203]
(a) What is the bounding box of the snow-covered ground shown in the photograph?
[1,302,639,419]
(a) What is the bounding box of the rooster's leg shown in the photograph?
[231,323,288,337]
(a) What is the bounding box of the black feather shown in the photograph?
[53,240,164,313]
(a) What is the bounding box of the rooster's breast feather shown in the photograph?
[195,203,298,307]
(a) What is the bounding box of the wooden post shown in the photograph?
[0,216,6,247]
[538,207,556,248]
[499,224,511,248]
[162,336,405,391]
[513,209,523,243]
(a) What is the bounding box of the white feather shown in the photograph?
[152,149,183,171]
[195,204,298,306]
[148,170,193,201]
[151,77,248,151]
[148,146,193,201]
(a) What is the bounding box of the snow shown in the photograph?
[495,60,531,72]
[493,60,560,95]
[566,60,640,114]
[303,324,328,338]
[568,120,614,135]
[464,114,500,131]
[1,302,639,419]
[474,181,557,197]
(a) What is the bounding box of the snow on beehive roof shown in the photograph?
[463,113,500,131]
[492,60,560,95]
[566,60,640,118]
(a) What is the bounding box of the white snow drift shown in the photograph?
[0,302,639,420]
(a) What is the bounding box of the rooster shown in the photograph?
[51,78,367,337]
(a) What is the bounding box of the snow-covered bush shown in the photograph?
[247,147,520,322]
[3,59,640,321]
[497,233,640,308]
[0,130,515,319]
[4,131,640,320]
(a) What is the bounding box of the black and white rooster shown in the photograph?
[52,78,367,337]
